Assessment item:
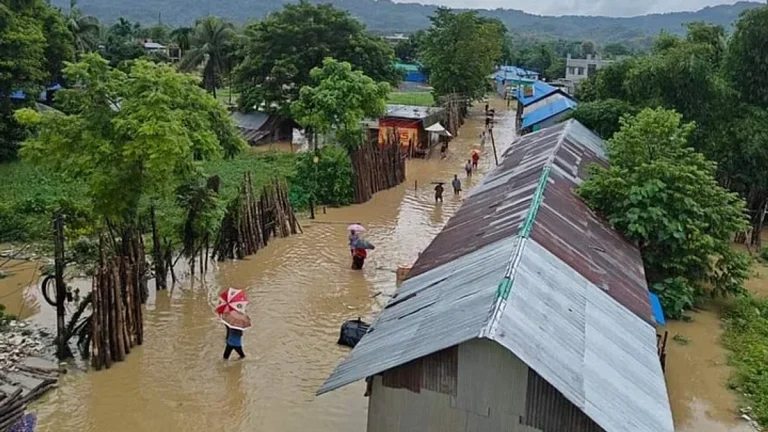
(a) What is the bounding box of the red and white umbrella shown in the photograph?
[347,224,366,233]
[216,287,249,315]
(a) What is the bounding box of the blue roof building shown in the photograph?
[521,97,578,133]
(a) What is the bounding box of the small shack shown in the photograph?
[520,97,578,134]
[319,120,674,432]
[231,111,295,146]
[378,104,445,158]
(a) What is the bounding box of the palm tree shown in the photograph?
[65,0,100,54]
[170,26,194,53]
[178,17,236,98]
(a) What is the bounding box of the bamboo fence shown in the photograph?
[349,133,406,204]
[90,234,146,371]
[213,174,300,261]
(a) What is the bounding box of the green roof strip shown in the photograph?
[518,165,551,239]
[494,165,553,301]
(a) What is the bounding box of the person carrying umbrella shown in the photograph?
[348,224,365,256]
[217,288,252,360]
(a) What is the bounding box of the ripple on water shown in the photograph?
[32,98,517,432]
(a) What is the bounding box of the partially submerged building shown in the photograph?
[489,66,539,99]
[231,111,295,146]
[319,120,673,432]
[379,104,446,157]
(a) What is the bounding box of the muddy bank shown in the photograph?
[0,98,516,432]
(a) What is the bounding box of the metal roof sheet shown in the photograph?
[515,80,561,106]
[317,235,521,395]
[384,104,444,120]
[318,119,672,432]
[231,111,270,131]
[494,239,674,432]
[521,97,578,128]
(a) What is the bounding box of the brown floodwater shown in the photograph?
[0,98,516,432]
[2,98,762,432]
[666,255,768,432]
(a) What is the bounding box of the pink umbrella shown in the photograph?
[347,224,366,233]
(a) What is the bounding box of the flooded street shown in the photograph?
[6,98,516,432]
[1,96,763,432]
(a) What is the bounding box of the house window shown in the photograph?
[577,67,585,75]
[587,64,597,77]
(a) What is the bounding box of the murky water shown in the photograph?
[0,98,514,432]
[666,253,768,432]
[4,98,763,432]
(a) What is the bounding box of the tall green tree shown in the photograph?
[170,26,193,52]
[0,0,74,161]
[234,2,399,116]
[64,0,100,54]
[15,54,245,225]
[578,108,749,317]
[726,5,768,108]
[420,8,503,99]
[570,99,638,139]
[394,30,424,63]
[178,16,236,97]
[292,58,389,150]
[102,18,144,66]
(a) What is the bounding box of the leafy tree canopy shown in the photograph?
[234,2,399,116]
[0,0,75,161]
[420,8,504,99]
[578,108,749,317]
[15,54,245,224]
[178,16,236,96]
[570,99,638,140]
[726,6,768,108]
[291,58,389,150]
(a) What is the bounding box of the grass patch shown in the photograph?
[723,295,768,427]
[387,91,435,107]
[0,162,89,242]
[0,150,298,243]
[215,87,239,107]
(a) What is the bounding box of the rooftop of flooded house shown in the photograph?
[319,119,674,432]
[383,104,444,120]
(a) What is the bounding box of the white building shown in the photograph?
[565,54,614,94]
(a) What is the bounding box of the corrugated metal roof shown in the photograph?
[318,119,672,432]
[495,239,673,432]
[384,104,444,120]
[232,111,270,130]
[317,235,521,395]
[516,80,562,106]
[521,98,578,129]
[490,66,540,82]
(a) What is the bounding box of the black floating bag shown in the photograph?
[338,318,370,348]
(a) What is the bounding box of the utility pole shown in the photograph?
[53,213,66,359]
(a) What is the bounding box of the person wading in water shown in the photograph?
[452,175,462,196]
[434,183,445,202]
[223,326,245,360]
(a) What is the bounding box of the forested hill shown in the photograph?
[51,0,762,43]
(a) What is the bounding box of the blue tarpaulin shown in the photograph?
[649,292,666,326]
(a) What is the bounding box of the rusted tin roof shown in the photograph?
[319,120,673,432]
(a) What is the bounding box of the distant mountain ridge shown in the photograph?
[52,0,764,43]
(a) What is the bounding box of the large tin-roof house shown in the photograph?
[319,120,674,432]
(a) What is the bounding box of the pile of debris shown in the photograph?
[0,321,61,431]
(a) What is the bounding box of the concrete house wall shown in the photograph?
[367,339,601,432]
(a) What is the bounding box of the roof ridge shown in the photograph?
[480,123,570,339]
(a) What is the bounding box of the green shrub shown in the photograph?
[724,295,768,427]
[292,146,354,208]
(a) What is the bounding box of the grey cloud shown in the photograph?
[396,0,740,17]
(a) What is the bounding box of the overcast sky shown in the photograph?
[393,0,743,17]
